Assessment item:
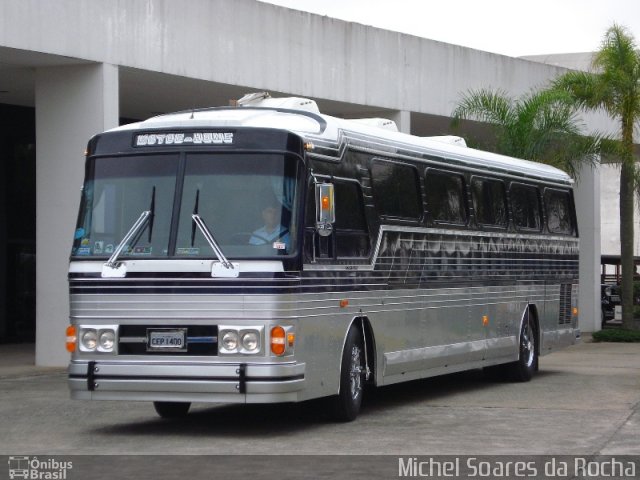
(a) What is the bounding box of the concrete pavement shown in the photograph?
[0,338,638,456]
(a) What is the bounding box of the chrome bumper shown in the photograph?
[68,359,305,403]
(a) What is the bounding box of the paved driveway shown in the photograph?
[0,340,638,456]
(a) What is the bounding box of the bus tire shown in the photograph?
[507,311,538,382]
[331,326,366,422]
[153,401,191,418]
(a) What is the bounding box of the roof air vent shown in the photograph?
[347,118,398,132]
[235,92,320,113]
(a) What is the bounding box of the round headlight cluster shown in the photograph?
[79,327,117,353]
[219,328,262,354]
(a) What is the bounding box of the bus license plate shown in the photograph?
[147,329,187,352]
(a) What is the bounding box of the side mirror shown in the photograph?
[315,183,335,236]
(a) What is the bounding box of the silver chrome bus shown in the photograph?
[66,93,580,421]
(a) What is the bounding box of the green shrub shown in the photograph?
[634,281,640,303]
[592,328,640,343]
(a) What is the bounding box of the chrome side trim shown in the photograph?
[383,337,517,377]
[303,225,579,272]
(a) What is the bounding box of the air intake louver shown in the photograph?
[559,283,572,324]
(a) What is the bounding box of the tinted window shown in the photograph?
[425,170,467,224]
[510,184,541,231]
[371,160,422,219]
[471,177,507,227]
[176,154,299,258]
[545,189,574,235]
[335,181,367,231]
[72,155,179,258]
[303,179,370,259]
[335,181,370,257]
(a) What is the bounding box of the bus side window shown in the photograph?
[510,183,542,231]
[371,160,422,220]
[334,181,370,258]
[544,188,575,235]
[425,169,468,225]
[303,179,370,261]
[471,177,507,228]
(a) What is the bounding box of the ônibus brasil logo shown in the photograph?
[7,456,73,479]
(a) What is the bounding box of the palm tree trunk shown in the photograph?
[620,114,637,330]
[620,161,635,329]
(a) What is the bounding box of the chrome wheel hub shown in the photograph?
[521,322,535,368]
[349,345,363,400]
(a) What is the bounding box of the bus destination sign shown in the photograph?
[135,132,234,146]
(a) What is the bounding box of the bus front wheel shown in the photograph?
[331,326,366,422]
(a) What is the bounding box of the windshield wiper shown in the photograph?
[191,213,238,277]
[191,189,200,247]
[148,186,156,243]
[101,187,155,278]
[101,210,151,277]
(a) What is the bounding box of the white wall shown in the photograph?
[0,0,570,117]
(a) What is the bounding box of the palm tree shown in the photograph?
[451,88,600,180]
[554,24,640,331]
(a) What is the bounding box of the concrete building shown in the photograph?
[0,0,620,366]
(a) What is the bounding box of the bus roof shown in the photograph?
[110,101,573,186]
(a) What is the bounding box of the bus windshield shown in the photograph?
[72,153,300,259]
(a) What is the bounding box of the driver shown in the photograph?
[249,205,290,248]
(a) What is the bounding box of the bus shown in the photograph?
[66,93,580,421]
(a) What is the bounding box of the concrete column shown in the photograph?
[35,63,118,366]
[575,163,601,333]
[390,110,411,134]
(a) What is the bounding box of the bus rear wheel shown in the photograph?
[507,312,538,382]
[153,401,191,418]
[331,327,366,422]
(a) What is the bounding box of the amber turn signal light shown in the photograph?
[65,325,77,353]
[271,326,286,356]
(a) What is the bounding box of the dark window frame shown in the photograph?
[333,177,371,259]
[470,175,508,230]
[424,168,469,226]
[303,175,372,261]
[370,158,423,222]
[509,182,542,232]
[543,187,577,236]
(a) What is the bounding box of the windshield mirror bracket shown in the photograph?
[101,263,128,278]
[211,261,240,278]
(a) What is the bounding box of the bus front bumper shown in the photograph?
[68,359,306,403]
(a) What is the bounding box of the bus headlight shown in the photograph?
[241,331,259,352]
[218,326,264,355]
[98,330,116,352]
[81,329,98,351]
[221,331,239,352]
